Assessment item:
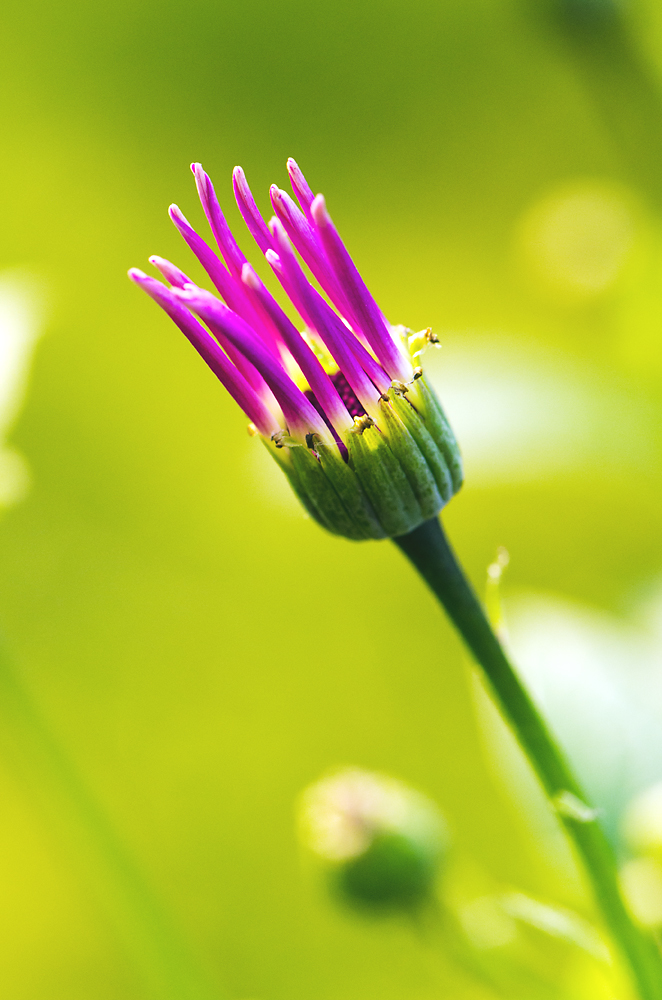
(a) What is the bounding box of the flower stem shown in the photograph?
[394,516,662,1000]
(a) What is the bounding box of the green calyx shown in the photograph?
[264,373,463,541]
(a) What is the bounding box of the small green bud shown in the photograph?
[336,829,438,911]
[298,768,447,914]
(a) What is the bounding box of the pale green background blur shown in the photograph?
[1,0,662,997]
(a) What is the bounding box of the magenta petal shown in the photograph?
[128,270,280,437]
[269,219,390,394]
[192,163,246,277]
[232,166,274,254]
[270,186,356,327]
[169,203,282,362]
[149,256,191,288]
[169,204,239,303]
[173,285,334,444]
[242,263,353,436]
[266,224,384,418]
[311,195,412,382]
[286,158,315,220]
[232,169,307,322]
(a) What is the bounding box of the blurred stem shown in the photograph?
[410,903,509,999]
[413,901,572,1000]
[394,517,662,1000]
[0,634,219,1000]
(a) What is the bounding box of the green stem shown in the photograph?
[394,517,662,1000]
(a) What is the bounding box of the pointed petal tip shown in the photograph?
[168,203,185,222]
[128,267,146,282]
[149,256,193,289]
[233,166,252,201]
[191,162,208,186]
[271,186,295,217]
[311,194,329,225]
[287,159,315,213]
[241,262,260,289]
[271,185,295,212]
[265,248,282,269]
[268,216,290,252]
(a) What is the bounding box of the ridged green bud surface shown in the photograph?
[268,371,462,541]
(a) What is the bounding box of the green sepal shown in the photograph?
[262,437,327,527]
[388,390,453,504]
[377,398,442,521]
[314,439,387,540]
[409,375,463,494]
[289,444,367,540]
[347,423,422,538]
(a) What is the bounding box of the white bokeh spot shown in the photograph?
[0,272,45,507]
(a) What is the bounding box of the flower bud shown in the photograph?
[130,160,463,541]
[298,768,447,913]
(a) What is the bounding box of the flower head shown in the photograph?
[298,768,447,913]
[129,160,462,539]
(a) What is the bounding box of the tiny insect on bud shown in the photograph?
[298,768,447,914]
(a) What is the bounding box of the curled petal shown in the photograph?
[287,157,315,219]
[192,163,246,276]
[270,186,356,327]
[169,203,282,361]
[311,195,412,382]
[242,263,353,436]
[128,270,280,437]
[232,166,274,254]
[169,204,235,302]
[173,284,335,445]
[149,256,191,288]
[269,219,390,393]
[267,223,385,421]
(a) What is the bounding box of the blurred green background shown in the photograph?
[1,0,662,996]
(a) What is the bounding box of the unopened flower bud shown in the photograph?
[129,160,462,540]
[298,768,447,913]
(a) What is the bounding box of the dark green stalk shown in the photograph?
[394,517,662,1000]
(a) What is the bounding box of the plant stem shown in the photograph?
[394,516,662,1000]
